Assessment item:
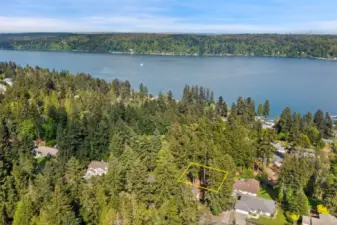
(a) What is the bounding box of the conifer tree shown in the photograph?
[153,143,180,205]
[12,195,35,225]
[258,104,264,117]
[263,100,270,118]
[324,112,333,138]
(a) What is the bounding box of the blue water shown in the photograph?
[1,50,337,117]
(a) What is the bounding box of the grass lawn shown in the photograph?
[249,208,289,225]
[258,184,278,200]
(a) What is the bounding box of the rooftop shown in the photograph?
[272,142,286,154]
[88,160,108,170]
[311,214,337,225]
[235,194,275,214]
[34,146,58,156]
[233,178,260,194]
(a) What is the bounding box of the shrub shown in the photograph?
[285,211,299,223]
[317,204,329,214]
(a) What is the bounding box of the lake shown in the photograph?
[1,49,337,117]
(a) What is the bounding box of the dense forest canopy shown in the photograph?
[0,61,336,225]
[1,33,337,58]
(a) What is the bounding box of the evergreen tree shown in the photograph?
[258,104,264,117]
[12,195,35,225]
[263,100,270,118]
[167,90,173,103]
[314,110,325,134]
[236,97,245,116]
[153,143,180,205]
[277,107,292,135]
[37,184,79,225]
[210,91,214,104]
[324,112,333,138]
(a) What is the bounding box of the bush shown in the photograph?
[296,134,311,148]
[285,211,299,223]
[46,139,57,147]
[316,140,326,150]
[317,204,329,214]
[277,132,289,141]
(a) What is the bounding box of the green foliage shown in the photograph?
[317,139,326,150]
[241,168,255,179]
[285,211,299,223]
[263,100,270,118]
[296,134,311,148]
[0,61,335,224]
[257,104,264,117]
[2,33,337,59]
[317,204,329,214]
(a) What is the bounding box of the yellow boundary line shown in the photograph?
[177,162,228,193]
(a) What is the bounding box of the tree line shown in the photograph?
[2,33,337,58]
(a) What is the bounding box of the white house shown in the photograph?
[235,195,276,218]
[4,78,13,86]
[84,161,108,179]
[262,120,275,129]
[0,84,6,93]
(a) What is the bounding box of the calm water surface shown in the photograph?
[1,50,337,117]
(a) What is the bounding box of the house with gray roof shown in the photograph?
[302,214,337,225]
[84,160,108,179]
[0,84,6,93]
[234,194,276,218]
[3,78,13,86]
[33,146,58,158]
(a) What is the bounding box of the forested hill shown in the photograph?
[0,62,337,224]
[1,33,337,59]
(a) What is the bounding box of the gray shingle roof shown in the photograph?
[34,146,58,156]
[311,214,337,225]
[88,161,108,170]
[235,195,275,214]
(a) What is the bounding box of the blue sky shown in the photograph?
[1,0,337,33]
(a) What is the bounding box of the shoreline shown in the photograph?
[1,48,337,61]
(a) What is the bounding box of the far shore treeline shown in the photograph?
[1,33,337,59]
[0,61,337,224]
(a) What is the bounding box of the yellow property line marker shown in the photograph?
[177,162,228,193]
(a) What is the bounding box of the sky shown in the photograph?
[1,0,337,33]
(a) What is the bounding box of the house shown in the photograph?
[322,139,334,145]
[4,78,13,86]
[262,120,275,129]
[302,214,337,225]
[233,179,260,196]
[0,84,6,93]
[84,160,108,179]
[272,142,287,155]
[33,146,58,158]
[235,194,276,218]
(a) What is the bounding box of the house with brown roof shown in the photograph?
[233,179,260,196]
[302,214,337,225]
[84,160,108,179]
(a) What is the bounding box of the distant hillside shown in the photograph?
[1,33,337,59]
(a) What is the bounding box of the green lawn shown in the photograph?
[249,208,289,225]
[253,186,291,225]
[258,184,278,200]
